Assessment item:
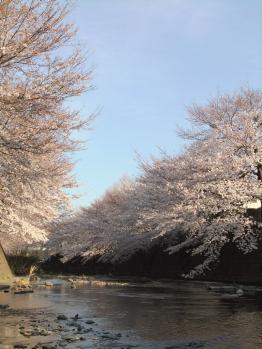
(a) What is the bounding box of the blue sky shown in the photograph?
[68,0,262,207]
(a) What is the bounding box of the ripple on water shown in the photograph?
[1,278,262,349]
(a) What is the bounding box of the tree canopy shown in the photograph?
[48,88,262,276]
[0,0,91,250]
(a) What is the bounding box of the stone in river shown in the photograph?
[57,314,68,320]
[0,304,9,309]
[61,334,81,342]
[42,344,57,349]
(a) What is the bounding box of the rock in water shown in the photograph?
[14,289,34,294]
[57,314,68,320]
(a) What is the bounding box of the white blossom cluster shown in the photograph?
[48,88,262,276]
[0,1,91,252]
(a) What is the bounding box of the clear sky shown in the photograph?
[68,0,262,207]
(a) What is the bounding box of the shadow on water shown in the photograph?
[1,278,262,348]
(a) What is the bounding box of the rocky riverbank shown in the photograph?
[0,279,138,349]
[0,306,125,349]
[2,277,262,348]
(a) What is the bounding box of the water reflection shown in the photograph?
[74,281,262,345]
[1,279,262,348]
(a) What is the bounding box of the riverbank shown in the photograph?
[0,277,150,349]
[42,240,262,285]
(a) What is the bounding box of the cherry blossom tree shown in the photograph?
[134,89,261,275]
[0,0,92,251]
[47,88,262,277]
[47,177,142,262]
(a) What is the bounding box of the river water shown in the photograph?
[1,277,262,348]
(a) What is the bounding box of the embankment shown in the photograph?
[42,239,262,284]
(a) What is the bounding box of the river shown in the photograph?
[1,277,262,348]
